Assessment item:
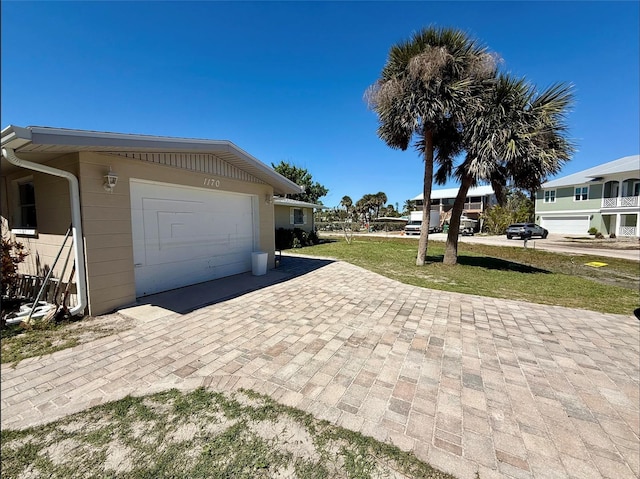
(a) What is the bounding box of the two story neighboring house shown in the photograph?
[535,155,640,237]
[411,185,496,229]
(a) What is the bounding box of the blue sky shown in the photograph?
[2,1,639,209]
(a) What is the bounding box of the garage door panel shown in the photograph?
[540,216,589,235]
[131,180,256,297]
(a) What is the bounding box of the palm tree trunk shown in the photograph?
[443,173,473,265]
[416,129,434,266]
[490,177,507,206]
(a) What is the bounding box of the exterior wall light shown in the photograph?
[103,167,118,192]
[265,194,274,205]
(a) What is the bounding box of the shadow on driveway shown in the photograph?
[128,254,334,315]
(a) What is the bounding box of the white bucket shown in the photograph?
[251,251,268,276]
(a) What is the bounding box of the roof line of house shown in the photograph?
[542,155,640,189]
[1,125,305,196]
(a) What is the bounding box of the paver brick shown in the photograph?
[2,255,638,479]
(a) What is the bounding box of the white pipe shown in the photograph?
[2,147,88,317]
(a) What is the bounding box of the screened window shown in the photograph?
[544,190,556,203]
[17,180,37,228]
[574,186,588,201]
[291,208,305,225]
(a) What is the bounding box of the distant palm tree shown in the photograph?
[367,26,496,265]
[403,200,414,215]
[374,192,387,218]
[441,75,575,264]
[340,195,353,215]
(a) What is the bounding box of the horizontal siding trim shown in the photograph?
[87,272,135,291]
[107,152,265,185]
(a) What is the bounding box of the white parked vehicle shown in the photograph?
[404,210,441,235]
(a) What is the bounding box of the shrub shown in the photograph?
[595,232,605,239]
[275,228,320,250]
[588,227,598,235]
[2,237,28,297]
[609,233,616,239]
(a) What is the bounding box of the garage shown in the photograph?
[540,216,589,235]
[130,179,257,297]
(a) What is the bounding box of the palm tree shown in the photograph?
[374,192,387,218]
[441,75,575,265]
[402,199,414,215]
[367,26,496,265]
[340,195,353,218]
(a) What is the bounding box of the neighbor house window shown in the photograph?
[544,190,556,203]
[291,208,305,225]
[15,179,38,229]
[574,186,588,201]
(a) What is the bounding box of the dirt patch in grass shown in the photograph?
[1,313,134,366]
[558,236,640,249]
[1,388,454,479]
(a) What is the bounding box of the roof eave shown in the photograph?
[1,125,304,195]
[1,125,33,150]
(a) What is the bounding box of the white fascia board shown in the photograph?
[1,125,32,149]
[273,198,326,209]
[2,125,304,195]
[543,155,640,188]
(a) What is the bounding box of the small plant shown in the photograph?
[588,227,598,235]
[609,233,616,239]
[1,237,28,298]
[595,232,605,239]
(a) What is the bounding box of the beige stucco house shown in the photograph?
[273,197,325,233]
[1,125,303,317]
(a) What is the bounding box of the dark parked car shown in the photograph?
[506,223,549,239]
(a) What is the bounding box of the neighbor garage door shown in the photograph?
[130,179,256,297]
[540,216,589,235]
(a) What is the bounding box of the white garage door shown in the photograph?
[130,179,257,297]
[540,216,589,235]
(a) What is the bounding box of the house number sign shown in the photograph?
[203,178,221,188]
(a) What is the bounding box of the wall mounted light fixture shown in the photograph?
[103,167,118,193]
[265,194,274,205]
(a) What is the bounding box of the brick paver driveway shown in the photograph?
[2,256,639,479]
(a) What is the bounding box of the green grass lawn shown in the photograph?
[298,236,639,315]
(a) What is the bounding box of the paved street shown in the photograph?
[2,255,639,479]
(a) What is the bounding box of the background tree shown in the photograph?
[272,161,329,204]
[340,195,353,217]
[402,199,414,216]
[355,194,375,223]
[482,190,534,235]
[367,26,496,265]
[440,76,574,264]
[380,203,401,218]
[373,192,387,218]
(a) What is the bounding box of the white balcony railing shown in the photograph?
[620,226,637,237]
[601,196,639,208]
[464,202,483,211]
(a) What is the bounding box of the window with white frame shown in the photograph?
[13,178,38,229]
[290,207,306,225]
[544,190,556,203]
[574,186,588,201]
